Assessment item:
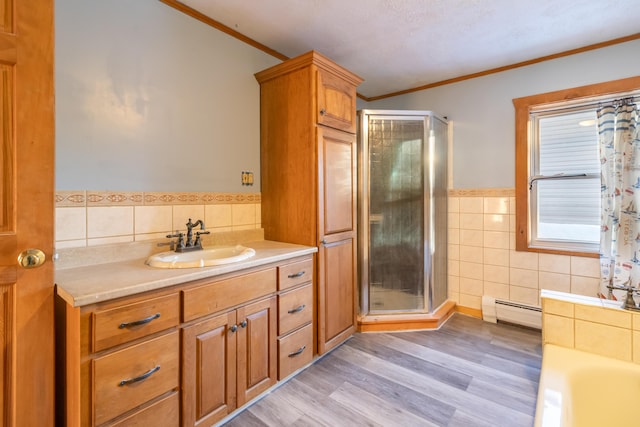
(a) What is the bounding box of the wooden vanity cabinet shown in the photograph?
[181,270,278,427]
[57,255,311,426]
[255,51,362,355]
[56,291,181,426]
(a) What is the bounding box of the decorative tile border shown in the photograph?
[55,191,261,207]
[448,188,515,197]
[55,190,86,207]
[87,191,144,206]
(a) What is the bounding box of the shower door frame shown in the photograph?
[358,109,446,315]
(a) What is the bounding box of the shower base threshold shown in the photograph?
[357,300,456,333]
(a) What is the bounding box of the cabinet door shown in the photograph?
[318,126,356,236]
[316,69,358,133]
[317,237,356,354]
[181,311,237,427]
[317,126,357,354]
[236,297,277,406]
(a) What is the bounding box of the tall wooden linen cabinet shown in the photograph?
[255,51,363,354]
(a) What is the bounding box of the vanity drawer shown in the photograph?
[278,257,313,291]
[93,331,179,426]
[183,268,276,322]
[108,392,179,427]
[278,283,313,335]
[92,293,180,352]
[278,324,313,380]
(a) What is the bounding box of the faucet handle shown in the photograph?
[194,230,210,247]
[166,231,185,247]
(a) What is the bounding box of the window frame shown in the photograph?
[514,76,640,258]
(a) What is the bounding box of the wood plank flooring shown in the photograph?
[222,314,542,427]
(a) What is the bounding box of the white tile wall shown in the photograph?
[87,207,134,239]
[449,194,601,311]
[56,202,262,249]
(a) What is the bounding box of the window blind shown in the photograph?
[535,110,600,243]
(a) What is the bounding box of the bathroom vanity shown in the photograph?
[55,240,316,426]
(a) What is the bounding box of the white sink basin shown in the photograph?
[146,245,256,269]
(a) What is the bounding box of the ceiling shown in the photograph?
[178,0,640,100]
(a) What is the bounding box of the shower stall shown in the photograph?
[358,110,448,316]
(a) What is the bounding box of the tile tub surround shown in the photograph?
[541,289,640,364]
[55,190,262,249]
[448,189,600,314]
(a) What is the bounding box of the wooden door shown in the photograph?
[0,2,55,426]
[236,297,276,406]
[181,311,237,427]
[317,126,357,354]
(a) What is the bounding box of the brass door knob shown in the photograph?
[18,249,46,269]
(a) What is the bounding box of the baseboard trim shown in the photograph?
[357,300,456,332]
[455,305,483,319]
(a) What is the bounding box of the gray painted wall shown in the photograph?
[362,39,640,189]
[55,0,279,192]
[56,0,639,192]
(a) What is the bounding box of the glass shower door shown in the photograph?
[367,116,427,312]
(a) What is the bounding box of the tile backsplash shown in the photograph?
[61,187,603,315]
[448,188,600,313]
[55,191,261,249]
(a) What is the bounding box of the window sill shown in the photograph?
[515,240,599,258]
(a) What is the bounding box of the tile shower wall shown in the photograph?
[55,191,261,249]
[448,189,601,312]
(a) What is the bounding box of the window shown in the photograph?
[530,107,601,252]
[514,76,640,257]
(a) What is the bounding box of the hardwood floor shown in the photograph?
[223,314,542,427]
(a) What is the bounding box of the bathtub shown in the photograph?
[534,344,640,427]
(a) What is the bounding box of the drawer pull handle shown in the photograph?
[118,365,160,386]
[119,313,160,329]
[287,271,305,279]
[288,345,306,358]
[288,304,306,314]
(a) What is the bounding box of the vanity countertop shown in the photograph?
[55,240,317,307]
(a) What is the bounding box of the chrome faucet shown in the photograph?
[163,218,210,253]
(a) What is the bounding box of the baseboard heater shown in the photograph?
[482,296,541,329]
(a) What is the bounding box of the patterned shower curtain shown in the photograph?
[599,99,640,300]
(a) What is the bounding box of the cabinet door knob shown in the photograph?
[319,108,326,116]
[320,239,327,245]
[229,324,238,333]
[240,320,247,328]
